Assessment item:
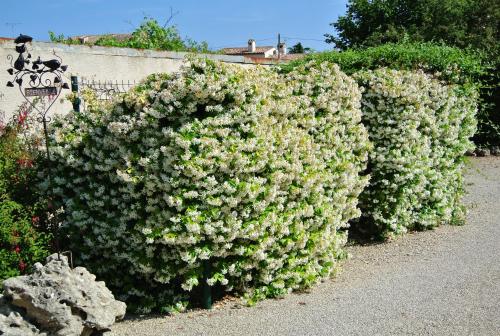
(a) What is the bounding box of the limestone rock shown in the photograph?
[2,254,126,336]
[0,295,47,335]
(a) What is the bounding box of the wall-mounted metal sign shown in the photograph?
[6,34,69,120]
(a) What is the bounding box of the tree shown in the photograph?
[325,0,499,52]
[288,42,312,54]
[326,0,500,146]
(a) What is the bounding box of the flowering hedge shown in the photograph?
[50,59,370,312]
[282,42,495,147]
[352,69,477,238]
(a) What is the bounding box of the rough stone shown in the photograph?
[1,254,126,336]
[0,295,47,335]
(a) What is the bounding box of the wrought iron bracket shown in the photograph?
[6,34,69,124]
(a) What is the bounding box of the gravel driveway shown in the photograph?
[109,157,500,336]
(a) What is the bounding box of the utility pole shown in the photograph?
[277,33,281,60]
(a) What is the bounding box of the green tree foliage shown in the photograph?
[326,0,499,146]
[0,200,51,280]
[326,0,499,52]
[49,18,210,53]
[288,42,312,54]
[289,42,305,54]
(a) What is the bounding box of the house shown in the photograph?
[221,39,287,58]
[220,39,307,63]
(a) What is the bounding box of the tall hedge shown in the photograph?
[49,59,370,312]
[353,69,477,237]
[283,42,495,146]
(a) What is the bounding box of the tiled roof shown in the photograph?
[221,46,275,55]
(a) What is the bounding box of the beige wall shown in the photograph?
[0,41,269,122]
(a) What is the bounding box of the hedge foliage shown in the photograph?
[353,69,477,237]
[282,42,487,84]
[282,42,496,146]
[50,59,370,312]
[48,57,478,312]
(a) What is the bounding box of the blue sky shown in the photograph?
[0,0,348,51]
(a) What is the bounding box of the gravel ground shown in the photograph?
[109,157,500,336]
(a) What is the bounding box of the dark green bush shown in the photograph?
[0,200,51,279]
[283,42,486,83]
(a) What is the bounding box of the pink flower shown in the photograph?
[17,158,34,168]
[17,110,28,126]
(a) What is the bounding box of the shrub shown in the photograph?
[49,18,210,53]
[0,200,51,279]
[353,69,477,238]
[283,42,496,146]
[50,59,370,312]
[0,107,52,280]
[283,42,486,84]
[0,110,41,206]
